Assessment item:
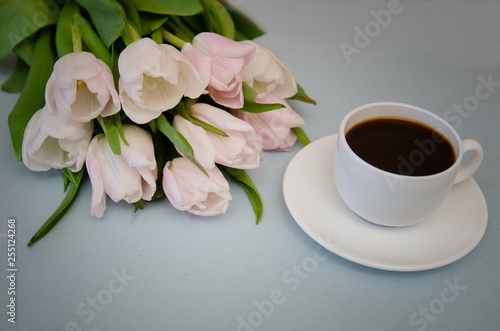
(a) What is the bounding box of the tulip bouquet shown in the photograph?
[1,0,315,246]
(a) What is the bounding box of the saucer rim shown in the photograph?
[282,134,488,272]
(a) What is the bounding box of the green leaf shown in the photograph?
[74,0,127,48]
[96,115,121,155]
[201,0,235,40]
[180,15,206,34]
[242,100,285,113]
[190,116,229,137]
[233,30,248,42]
[139,12,168,36]
[134,199,145,212]
[292,127,311,146]
[170,16,196,41]
[165,20,192,42]
[155,114,207,175]
[62,168,79,188]
[224,167,263,224]
[242,85,285,112]
[176,101,228,137]
[114,113,129,146]
[242,82,257,102]
[14,38,36,67]
[27,168,85,246]
[1,55,29,93]
[118,0,142,35]
[221,1,266,40]
[8,28,57,162]
[0,0,58,59]
[110,43,120,90]
[131,0,203,16]
[288,83,317,105]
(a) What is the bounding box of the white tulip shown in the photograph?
[173,103,261,170]
[45,52,120,123]
[22,106,93,172]
[242,41,297,99]
[85,125,157,218]
[163,157,232,216]
[118,38,206,124]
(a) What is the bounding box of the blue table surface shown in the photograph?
[1,1,499,330]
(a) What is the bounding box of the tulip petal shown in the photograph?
[181,43,211,87]
[86,136,107,218]
[118,38,206,124]
[162,157,231,216]
[119,87,164,124]
[187,103,261,169]
[242,41,297,99]
[85,126,157,218]
[233,97,304,151]
[22,107,93,172]
[120,125,157,200]
[45,51,120,122]
[193,33,255,72]
[172,115,216,169]
[184,33,255,109]
[22,110,55,171]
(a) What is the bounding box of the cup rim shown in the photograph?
[338,102,464,180]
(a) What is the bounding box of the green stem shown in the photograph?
[151,29,163,44]
[55,1,80,58]
[122,21,141,45]
[160,28,186,49]
[172,16,196,40]
[71,23,82,52]
[73,14,112,67]
[292,127,311,146]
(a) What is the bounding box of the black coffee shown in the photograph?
[345,117,456,176]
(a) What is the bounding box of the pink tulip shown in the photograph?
[118,38,206,124]
[173,103,261,169]
[233,96,305,151]
[182,32,256,109]
[242,41,297,99]
[45,52,120,123]
[22,106,93,172]
[86,125,157,218]
[163,157,231,216]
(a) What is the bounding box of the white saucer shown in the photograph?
[283,134,488,271]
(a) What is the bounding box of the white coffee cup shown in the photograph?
[334,102,483,226]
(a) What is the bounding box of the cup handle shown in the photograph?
[454,139,483,184]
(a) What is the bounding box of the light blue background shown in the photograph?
[1,0,499,330]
